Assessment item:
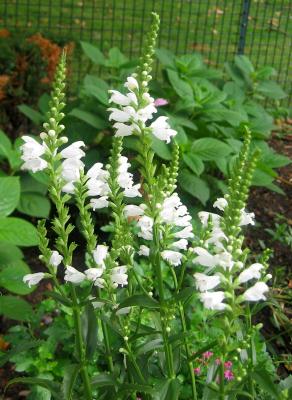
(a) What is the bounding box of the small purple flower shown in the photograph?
[154,98,168,107]
[224,370,234,381]
[194,367,201,375]
[202,351,213,360]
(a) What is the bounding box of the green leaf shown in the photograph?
[83,75,109,106]
[0,177,20,217]
[0,217,39,246]
[69,108,108,130]
[118,294,160,310]
[91,373,116,388]
[0,243,23,266]
[0,259,33,295]
[174,287,195,304]
[253,369,279,398]
[151,136,172,160]
[257,81,286,100]
[0,340,40,367]
[192,138,232,160]
[17,192,51,218]
[166,69,193,99]
[0,129,12,158]
[44,291,73,307]
[18,104,44,125]
[62,364,80,400]
[182,154,204,175]
[81,304,98,360]
[179,169,210,204]
[235,55,255,75]
[5,377,60,397]
[156,48,175,68]
[136,339,164,356]
[106,47,128,68]
[0,295,33,321]
[80,41,105,65]
[20,174,47,194]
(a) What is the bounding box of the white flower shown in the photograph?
[85,268,104,281]
[64,266,85,284]
[90,197,109,210]
[161,250,183,266]
[111,266,128,287]
[171,239,188,250]
[125,76,139,91]
[216,251,234,270]
[193,247,217,267]
[150,116,177,143]
[113,122,136,137]
[137,216,153,240]
[174,225,194,239]
[23,272,45,288]
[200,291,226,310]
[240,210,255,226]
[60,141,85,159]
[137,104,157,122]
[138,245,150,256]
[61,158,84,182]
[124,184,142,198]
[194,273,221,292]
[238,263,264,284]
[108,107,132,123]
[87,178,109,197]
[142,92,154,104]
[21,158,48,172]
[21,136,46,160]
[94,278,106,288]
[243,282,269,301]
[198,211,221,228]
[87,163,109,180]
[92,245,108,267]
[213,197,228,211]
[49,251,63,267]
[205,228,228,248]
[62,181,76,194]
[124,205,145,218]
[109,90,132,106]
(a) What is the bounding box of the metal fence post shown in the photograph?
[237,0,251,54]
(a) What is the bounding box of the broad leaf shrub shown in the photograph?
[5,14,291,400]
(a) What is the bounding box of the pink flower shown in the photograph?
[154,98,168,106]
[224,361,233,369]
[194,367,201,375]
[224,370,234,381]
[202,351,213,360]
[215,358,221,365]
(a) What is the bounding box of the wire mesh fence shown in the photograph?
[0,0,291,103]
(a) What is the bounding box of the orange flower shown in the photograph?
[0,28,10,38]
[0,75,10,101]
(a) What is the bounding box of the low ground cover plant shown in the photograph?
[2,13,292,400]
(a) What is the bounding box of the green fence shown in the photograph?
[1,0,291,103]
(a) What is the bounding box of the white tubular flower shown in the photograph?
[137,103,157,122]
[174,214,192,227]
[49,251,63,268]
[60,141,85,159]
[150,116,177,143]
[238,263,264,284]
[87,179,108,197]
[94,278,106,288]
[216,251,234,271]
[64,266,86,284]
[171,239,188,250]
[200,291,226,310]
[124,205,145,218]
[90,197,109,210]
[113,122,136,137]
[111,266,128,287]
[193,247,217,267]
[87,163,109,180]
[108,107,133,123]
[61,158,84,182]
[243,282,269,301]
[124,184,142,198]
[138,245,150,256]
[194,273,221,292]
[161,250,183,266]
[22,158,48,173]
[85,268,104,281]
[142,92,154,104]
[62,181,76,194]
[92,245,108,267]
[137,215,153,240]
[205,228,228,248]
[213,197,228,211]
[174,225,194,239]
[23,272,45,288]
[125,76,139,91]
[240,210,255,226]
[109,90,132,106]
[21,136,46,160]
[198,211,221,228]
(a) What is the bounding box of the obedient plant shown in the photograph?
[12,13,281,400]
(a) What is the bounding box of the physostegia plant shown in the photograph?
[14,13,274,400]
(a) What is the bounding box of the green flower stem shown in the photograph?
[71,286,93,400]
[219,358,226,400]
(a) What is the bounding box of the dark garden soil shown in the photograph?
[1,128,292,399]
